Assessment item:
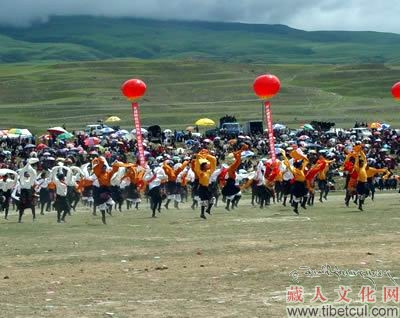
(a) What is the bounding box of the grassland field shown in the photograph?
[0,60,399,134]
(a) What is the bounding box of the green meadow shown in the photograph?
[0,60,399,134]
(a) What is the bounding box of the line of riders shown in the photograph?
[0,142,395,223]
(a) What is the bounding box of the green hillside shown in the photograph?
[1,16,400,64]
[0,59,399,133]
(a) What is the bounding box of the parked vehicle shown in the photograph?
[242,120,263,135]
[219,115,242,138]
[147,125,162,142]
[85,124,111,136]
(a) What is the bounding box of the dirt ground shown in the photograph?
[1,192,399,317]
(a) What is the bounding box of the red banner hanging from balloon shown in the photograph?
[264,101,276,162]
[131,102,145,167]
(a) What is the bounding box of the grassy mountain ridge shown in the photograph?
[1,16,400,63]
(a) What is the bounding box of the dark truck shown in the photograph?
[219,115,241,138]
[242,120,264,136]
[205,115,242,138]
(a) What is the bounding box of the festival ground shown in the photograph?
[1,192,399,317]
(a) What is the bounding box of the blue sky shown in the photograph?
[1,0,399,34]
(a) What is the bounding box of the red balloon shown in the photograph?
[121,79,147,100]
[253,74,281,100]
[391,82,400,100]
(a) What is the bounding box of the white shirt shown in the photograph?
[209,168,223,184]
[254,162,265,186]
[176,167,189,183]
[18,164,37,189]
[11,182,21,201]
[54,178,68,196]
[66,166,84,187]
[111,167,125,187]
[144,167,167,190]
[50,166,71,196]
[0,177,17,192]
[35,177,50,193]
[186,169,196,183]
[280,160,294,181]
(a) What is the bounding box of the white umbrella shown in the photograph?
[131,128,148,135]
[47,127,67,135]
[100,127,115,134]
[273,123,286,130]
[163,129,172,134]
[116,129,129,136]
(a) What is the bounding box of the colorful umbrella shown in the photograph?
[84,137,100,147]
[369,122,381,129]
[301,124,314,131]
[116,129,130,136]
[105,116,121,123]
[36,143,48,151]
[47,127,67,135]
[195,118,215,126]
[57,132,74,140]
[8,128,32,136]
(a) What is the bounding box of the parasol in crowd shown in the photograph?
[8,128,32,136]
[301,124,314,131]
[369,122,381,129]
[105,116,121,123]
[84,137,100,147]
[272,123,286,130]
[131,128,148,135]
[195,118,215,126]
[47,127,67,135]
[57,132,74,140]
[100,127,115,134]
